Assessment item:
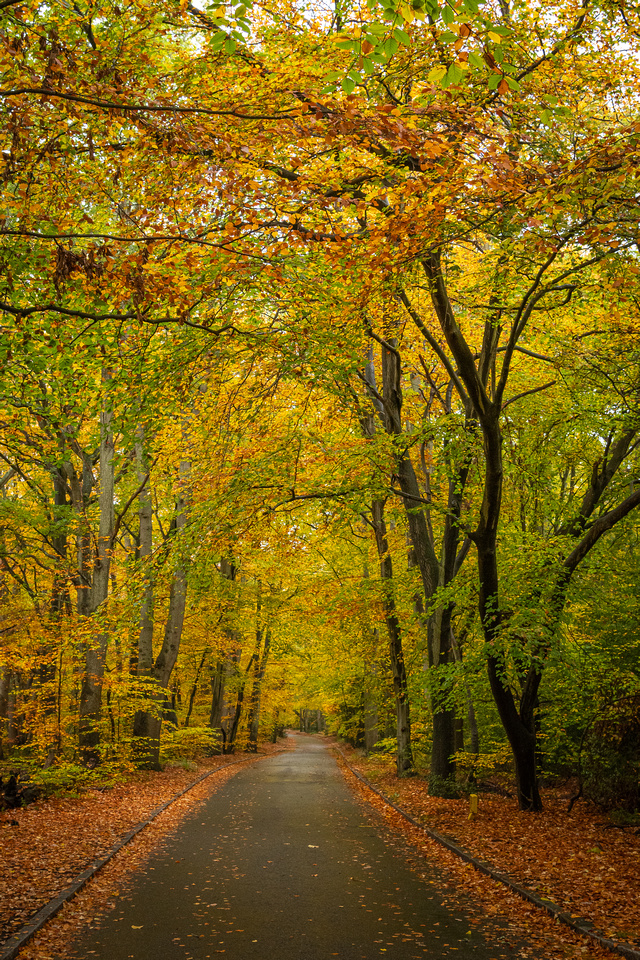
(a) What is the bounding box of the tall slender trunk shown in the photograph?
[451,627,480,758]
[133,458,190,769]
[134,430,154,663]
[42,465,69,757]
[379,336,462,787]
[0,668,10,758]
[371,498,414,776]
[363,643,381,753]
[247,627,271,751]
[209,558,241,753]
[78,390,114,763]
[362,553,382,752]
[185,648,209,728]
[227,597,262,753]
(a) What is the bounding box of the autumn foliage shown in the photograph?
[0,0,639,837]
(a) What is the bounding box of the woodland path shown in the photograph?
[69,735,524,960]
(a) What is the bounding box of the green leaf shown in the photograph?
[324,70,343,82]
[342,76,356,93]
[468,51,485,68]
[442,3,454,24]
[384,36,399,55]
[224,36,236,53]
[506,76,521,91]
[362,57,376,74]
[394,27,411,44]
[488,73,500,89]
[440,30,457,42]
[446,62,465,84]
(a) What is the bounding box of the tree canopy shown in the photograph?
[1,0,640,812]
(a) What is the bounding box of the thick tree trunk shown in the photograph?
[451,627,480,758]
[477,417,543,810]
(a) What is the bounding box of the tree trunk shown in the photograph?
[0,669,9,758]
[476,415,543,810]
[209,657,227,729]
[363,656,381,753]
[185,648,209,728]
[371,498,414,776]
[133,457,190,769]
[451,627,480,758]
[370,337,465,787]
[228,605,262,753]
[209,558,241,752]
[247,627,270,752]
[78,391,114,764]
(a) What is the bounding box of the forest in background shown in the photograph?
[1,0,640,815]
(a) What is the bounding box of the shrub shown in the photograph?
[160,726,221,762]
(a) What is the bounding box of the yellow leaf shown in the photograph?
[427,66,447,82]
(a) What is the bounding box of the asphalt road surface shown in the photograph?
[70,735,524,960]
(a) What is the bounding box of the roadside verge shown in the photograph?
[335,746,640,960]
[0,755,262,960]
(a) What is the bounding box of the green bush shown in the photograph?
[160,726,221,762]
[8,760,129,799]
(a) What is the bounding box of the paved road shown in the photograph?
[70,736,522,959]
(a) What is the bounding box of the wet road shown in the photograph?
[70,736,520,959]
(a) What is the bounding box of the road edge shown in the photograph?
[334,745,640,960]
[0,754,266,960]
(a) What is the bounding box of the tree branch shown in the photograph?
[502,380,557,410]
[398,288,470,406]
[564,487,640,573]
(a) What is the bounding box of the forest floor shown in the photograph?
[0,743,290,953]
[336,744,640,960]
